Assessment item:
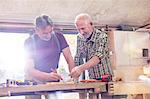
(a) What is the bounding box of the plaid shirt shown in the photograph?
[74,28,113,79]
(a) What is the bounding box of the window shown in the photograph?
[0,33,29,83]
[59,34,77,72]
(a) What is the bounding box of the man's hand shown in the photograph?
[49,71,62,81]
[69,66,83,79]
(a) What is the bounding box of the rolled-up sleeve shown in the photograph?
[56,32,69,51]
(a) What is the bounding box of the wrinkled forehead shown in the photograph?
[75,19,90,27]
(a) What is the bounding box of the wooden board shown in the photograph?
[0,82,106,97]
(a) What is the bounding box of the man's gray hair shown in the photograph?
[75,13,93,24]
[35,15,53,28]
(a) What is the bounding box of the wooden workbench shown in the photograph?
[108,81,150,99]
[0,82,107,99]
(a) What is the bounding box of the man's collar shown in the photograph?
[78,28,98,42]
[88,28,97,43]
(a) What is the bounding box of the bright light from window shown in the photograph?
[0,33,29,82]
[59,34,77,73]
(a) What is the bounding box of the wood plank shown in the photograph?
[0,82,106,97]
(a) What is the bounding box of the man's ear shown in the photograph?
[90,22,93,26]
[35,28,37,32]
[51,27,54,30]
[35,28,39,34]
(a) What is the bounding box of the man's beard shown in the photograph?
[40,34,51,41]
[79,32,91,40]
[84,34,91,39]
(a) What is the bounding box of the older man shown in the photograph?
[70,13,113,79]
[69,13,114,99]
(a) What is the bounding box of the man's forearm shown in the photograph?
[80,56,100,72]
[67,53,75,72]
[68,61,75,72]
[28,68,50,81]
[25,58,50,81]
[63,47,75,72]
